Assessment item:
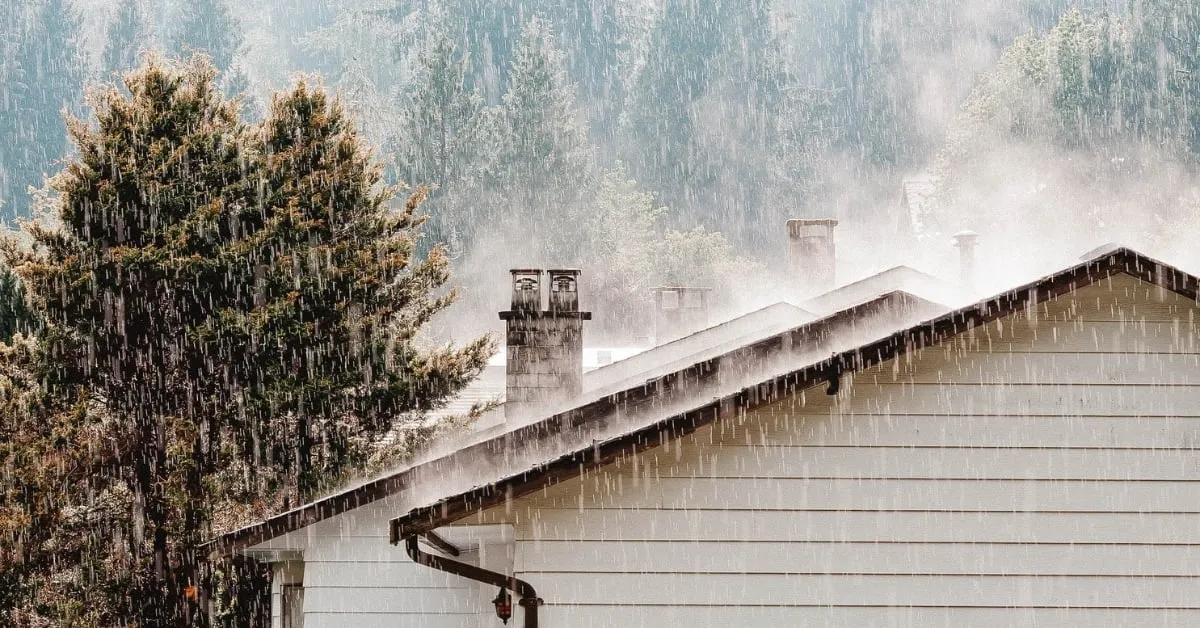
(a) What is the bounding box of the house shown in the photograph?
[207,224,1200,627]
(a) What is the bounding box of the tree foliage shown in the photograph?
[926,4,1200,238]
[0,56,492,625]
[172,0,244,75]
[0,0,86,221]
[103,0,144,77]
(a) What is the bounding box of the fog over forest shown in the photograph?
[8,0,1200,342]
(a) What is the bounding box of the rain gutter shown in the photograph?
[403,534,542,628]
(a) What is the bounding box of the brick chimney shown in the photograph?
[787,218,838,297]
[499,268,591,419]
[651,287,711,345]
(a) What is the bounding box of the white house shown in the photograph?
[208,235,1200,627]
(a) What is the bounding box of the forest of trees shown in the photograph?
[4,0,1200,623]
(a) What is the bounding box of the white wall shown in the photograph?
[455,273,1200,626]
[251,511,512,627]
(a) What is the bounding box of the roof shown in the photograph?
[208,246,1197,556]
[582,302,816,396]
[379,246,1196,542]
[800,265,966,314]
[206,290,942,557]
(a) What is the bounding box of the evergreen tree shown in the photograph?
[488,17,593,261]
[0,265,37,343]
[0,0,86,221]
[171,0,243,74]
[396,24,486,253]
[537,0,624,141]
[222,61,262,121]
[622,0,807,243]
[2,56,491,624]
[103,0,143,77]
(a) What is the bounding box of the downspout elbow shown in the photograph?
[404,534,543,627]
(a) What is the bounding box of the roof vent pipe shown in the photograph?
[787,218,838,297]
[953,230,980,289]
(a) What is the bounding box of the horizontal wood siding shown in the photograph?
[469,273,1200,625]
[299,535,481,628]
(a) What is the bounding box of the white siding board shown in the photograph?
[303,561,473,589]
[302,586,475,615]
[935,320,1200,354]
[609,446,1200,480]
[872,352,1200,385]
[797,383,1200,416]
[303,614,467,628]
[705,414,1200,448]
[539,606,1199,628]
[526,572,1200,607]
[270,507,485,626]
[520,478,1200,512]
[302,535,406,562]
[516,540,1200,576]
[519,509,1200,543]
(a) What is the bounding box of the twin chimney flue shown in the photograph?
[499,269,591,419]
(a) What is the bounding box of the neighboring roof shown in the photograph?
[206,290,941,557]
[421,364,505,424]
[380,246,1196,542]
[801,265,966,314]
[486,347,649,372]
[582,302,816,396]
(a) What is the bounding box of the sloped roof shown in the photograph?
[582,302,816,396]
[206,290,941,556]
[381,246,1198,543]
[801,265,966,314]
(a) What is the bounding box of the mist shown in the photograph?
[4,0,1198,347]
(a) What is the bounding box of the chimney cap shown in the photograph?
[650,286,713,292]
[787,218,839,227]
[953,230,980,244]
[787,218,839,239]
[546,268,582,275]
[510,268,543,274]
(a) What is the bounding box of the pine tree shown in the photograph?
[103,0,143,77]
[0,265,36,343]
[222,61,262,121]
[489,17,593,261]
[396,23,486,253]
[238,81,493,498]
[171,0,243,74]
[622,0,801,243]
[0,0,86,221]
[537,0,624,141]
[3,56,492,623]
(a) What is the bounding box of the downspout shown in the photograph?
[404,535,543,628]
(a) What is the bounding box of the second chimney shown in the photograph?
[788,218,839,296]
[652,287,712,345]
[499,268,591,419]
[953,230,979,289]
